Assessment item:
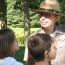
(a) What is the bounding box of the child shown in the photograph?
[0,28,23,65]
[27,33,56,65]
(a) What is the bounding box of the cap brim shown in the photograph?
[31,9,65,16]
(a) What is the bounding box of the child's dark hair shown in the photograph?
[27,33,53,65]
[0,28,15,58]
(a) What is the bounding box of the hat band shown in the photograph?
[39,8,60,13]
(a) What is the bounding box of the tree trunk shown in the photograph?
[0,0,7,29]
[21,0,30,44]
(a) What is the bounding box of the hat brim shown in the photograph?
[31,9,65,16]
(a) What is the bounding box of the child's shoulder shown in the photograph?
[5,57,23,65]
[13,61,23,65]
[10,57,23,65]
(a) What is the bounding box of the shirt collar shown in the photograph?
[37,25,64,35]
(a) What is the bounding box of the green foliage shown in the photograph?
[30,11,41,28]
[14,46,25,64]
[30,20,41,28]
[14,30,24,45]
[11,28,40,45]
[28,0,43,9]
[7,0,42,28]
[7,0,24,28]
[59,0,65,24]
[13,28,40,64]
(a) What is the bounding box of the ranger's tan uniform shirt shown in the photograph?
[24,25,65,65]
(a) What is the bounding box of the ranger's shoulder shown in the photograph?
[59,25,65,32]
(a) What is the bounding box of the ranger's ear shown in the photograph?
[56,15,60,20]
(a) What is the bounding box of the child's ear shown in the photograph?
[44,51,49,58]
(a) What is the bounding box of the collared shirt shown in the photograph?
[51,25,65,65]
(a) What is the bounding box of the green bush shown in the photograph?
[30,20,41,28]
[14,31,24,45]
[30,12,41,28]
[12,28,40,46]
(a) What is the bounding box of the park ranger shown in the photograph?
[24,0,65,65]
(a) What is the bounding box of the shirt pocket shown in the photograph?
[56,39,65,48]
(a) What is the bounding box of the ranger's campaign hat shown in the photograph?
[31,0,65,16]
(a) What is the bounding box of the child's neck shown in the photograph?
[34,60,50,65]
